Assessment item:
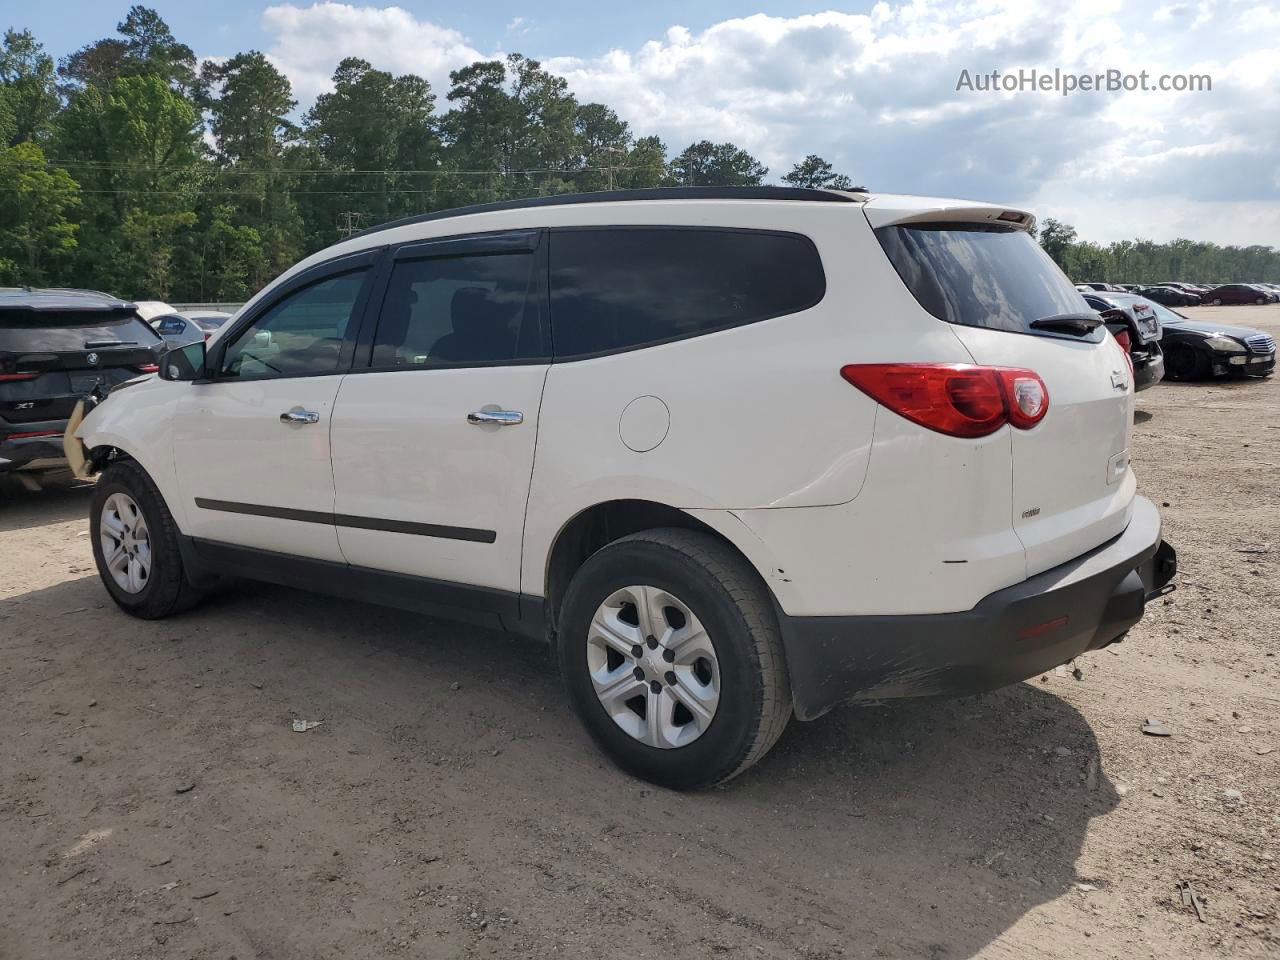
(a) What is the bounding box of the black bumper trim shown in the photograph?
[778,497,1175,720]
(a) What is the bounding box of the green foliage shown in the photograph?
[782,154,862,191]
[0,29,60,144]
[0,140,80,283]
[1,6,1274,300]
[1037,217,1077,269]
[670,140,767,186]
[1040,221,1280,284]
[59,5,196,94]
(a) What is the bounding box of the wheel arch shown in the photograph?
[540,499,785,646]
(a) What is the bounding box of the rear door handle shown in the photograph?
[467,409,524,426]
[280,408,320,425]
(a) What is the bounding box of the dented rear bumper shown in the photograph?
[779,496,1175,720]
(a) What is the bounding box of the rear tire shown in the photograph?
[90,460,204,619]
[558,528,791,790]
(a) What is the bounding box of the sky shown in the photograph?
[14,0,1280,247]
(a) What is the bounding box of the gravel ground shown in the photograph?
[1,304,1277,959]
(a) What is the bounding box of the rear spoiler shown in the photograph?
[863,197,1036,233]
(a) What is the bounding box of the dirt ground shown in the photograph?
[2,304,1277,960]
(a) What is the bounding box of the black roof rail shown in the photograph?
[347,186,861,241]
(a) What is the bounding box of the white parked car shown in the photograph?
[150,310,232,345]
[70,187,1176,789]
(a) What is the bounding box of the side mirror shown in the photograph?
[159,340,207,381]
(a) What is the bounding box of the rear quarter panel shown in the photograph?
[518,200,979,601]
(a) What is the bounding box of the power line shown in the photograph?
[37,157,648,176]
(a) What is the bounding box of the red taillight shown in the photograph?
[839,364,1049,438]
[136,363,159,373]
[203,332,211,341]
[1112,330,1135,377]
[0,371,39,382]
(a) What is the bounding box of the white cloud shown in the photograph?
[257,2,485,102]
[236,0,1280,246]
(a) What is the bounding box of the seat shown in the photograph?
[430,286,514,363]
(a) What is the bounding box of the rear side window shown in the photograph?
[549,228,825,358]
[371,252,542,367]
[876,224,1089,334]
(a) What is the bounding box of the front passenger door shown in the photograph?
[173,256,377,562]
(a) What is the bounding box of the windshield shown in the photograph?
[1104,293,1186,325]
[875,223,1094,336]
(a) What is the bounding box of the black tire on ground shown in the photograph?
[89,459,205,619]
[558,528,792,790]
[1163,343,1211,381]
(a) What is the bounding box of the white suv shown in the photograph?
[71,187,1176,789]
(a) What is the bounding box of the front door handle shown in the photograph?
[280,408,320,425]
[467,409,524,426]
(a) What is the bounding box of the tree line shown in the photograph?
[0,7,1274,301]
[1036,219,1279,286]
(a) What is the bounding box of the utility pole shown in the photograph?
[337,211,366,238]
[602,146,626,191]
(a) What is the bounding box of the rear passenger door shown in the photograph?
[329,230,550,596]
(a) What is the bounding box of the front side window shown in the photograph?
[218,270,367,378]
[549,228,826,357]
[371,252,541,367]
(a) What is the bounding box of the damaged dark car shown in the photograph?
[0,288,163,479]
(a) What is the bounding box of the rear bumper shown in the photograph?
[0,430,68,472]
[779,496,1175,720]
[1133,343,1165,391]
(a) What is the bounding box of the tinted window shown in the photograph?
[0,310,160,352]
[219,270,366,378]
[877,224,1090,334]
[549,228,825,357]
[372,252,541,367]
[157,317,186,335]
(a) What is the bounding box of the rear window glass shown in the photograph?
[0,311,160,352]
[550,228,825,357]
[875,224,1090,334]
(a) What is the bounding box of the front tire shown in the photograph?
[90,460,204,619]
[1163,343,1211,381]
[558,528,791,790]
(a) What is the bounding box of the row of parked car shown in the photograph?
[1076,287,1276,390]
[1076,281,1280,307]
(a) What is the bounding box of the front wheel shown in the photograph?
[558,529,791,790]
[1163,343,1211,381]
[90,460,204,619]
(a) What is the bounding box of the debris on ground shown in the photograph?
[291,720,322,732]
[1142,719,1173,737]
[1180,883,1208,922]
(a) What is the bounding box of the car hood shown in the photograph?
[1162,319,1268,340]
